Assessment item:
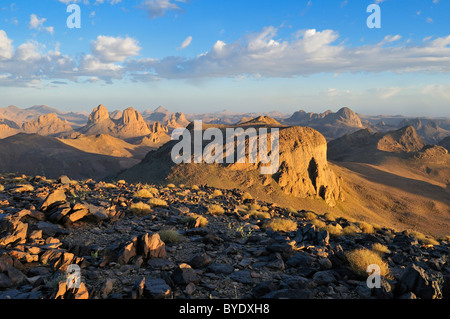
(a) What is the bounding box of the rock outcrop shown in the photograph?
[118,121,344,206]
[80,105,161,140]
[275,127,344,206]
[21,113,73,136]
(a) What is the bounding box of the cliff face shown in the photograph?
[81,105,156,139]
[118,121,344,207]
[115,107,152,139]
[275,127,344,206]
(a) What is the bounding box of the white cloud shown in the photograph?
[0,30,14,60]
[91,35,141,62]
[125,27,450,80]
[2,26,450,87]
[177,36,192,50]
[140,0,186,19]
[29,14,54,34]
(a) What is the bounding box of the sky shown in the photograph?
[0,0,450,116]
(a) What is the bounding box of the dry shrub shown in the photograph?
[181,214,209,228]
[241,192,253,201]
[409,231,440,246]
[325,224,344,237]
[148,198,168,208]
[311,219,326,229]
[324,212,337,222]
[159,230,184,244]
[129,202,152,214]
[167,184,176,189]
[207,204,225,215]
[133,189,154,199]
[247,210,271,220]
[212,189,223,198]
[248,203,261,211]
[346,248,391,279]
[357,222,375,234]
[191,185,200,190]
[303,212,317,221]
[0,184,4,192]
[103,183,117,189]
[372,243,391,255]
[342,225,360,236]
[260,206,269,212]
[264,218,298,232]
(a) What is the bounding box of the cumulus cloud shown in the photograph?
[0,31,139,86]
[91,35,141,62]
[0,30,14,60]
[2,26,450,87]
[29,14,54,34]
[125,27,450,80]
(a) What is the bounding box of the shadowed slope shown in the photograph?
[0,133,139,180]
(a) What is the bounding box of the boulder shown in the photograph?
[38,190,66,212]
[0,215,28,248]
[144,278,172,299]
[399,264,442,299]
[171,263,200,285]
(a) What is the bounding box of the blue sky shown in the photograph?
[0,0,449,116]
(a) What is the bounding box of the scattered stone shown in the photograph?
[171,263,200,285]
[144,278,172,299]
[312,270,337,285]
[38,190,66,212]
[188,253,212,269]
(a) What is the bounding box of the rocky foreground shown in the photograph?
[0,173,448,300]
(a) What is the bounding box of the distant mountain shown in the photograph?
[282,107,364,140]
[79,105,169,140]
[0,105,88,127]
[239,116,284,127]
[398,118,450,144]
[0,119,21,139]
[145,106,190,131]
[0,133,139,180]
[327,126,428,162]
[21,113,73,136]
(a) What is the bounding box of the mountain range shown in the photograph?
[0,104,449,236]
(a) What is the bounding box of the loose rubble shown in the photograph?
[0,173,448,299]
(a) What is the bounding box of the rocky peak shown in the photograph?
[121,107,144,126]
[88,105,110,124]
[21,113,73,136]
[377,126,425,153]
[325,107,363,127]
[150,121,168,134]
